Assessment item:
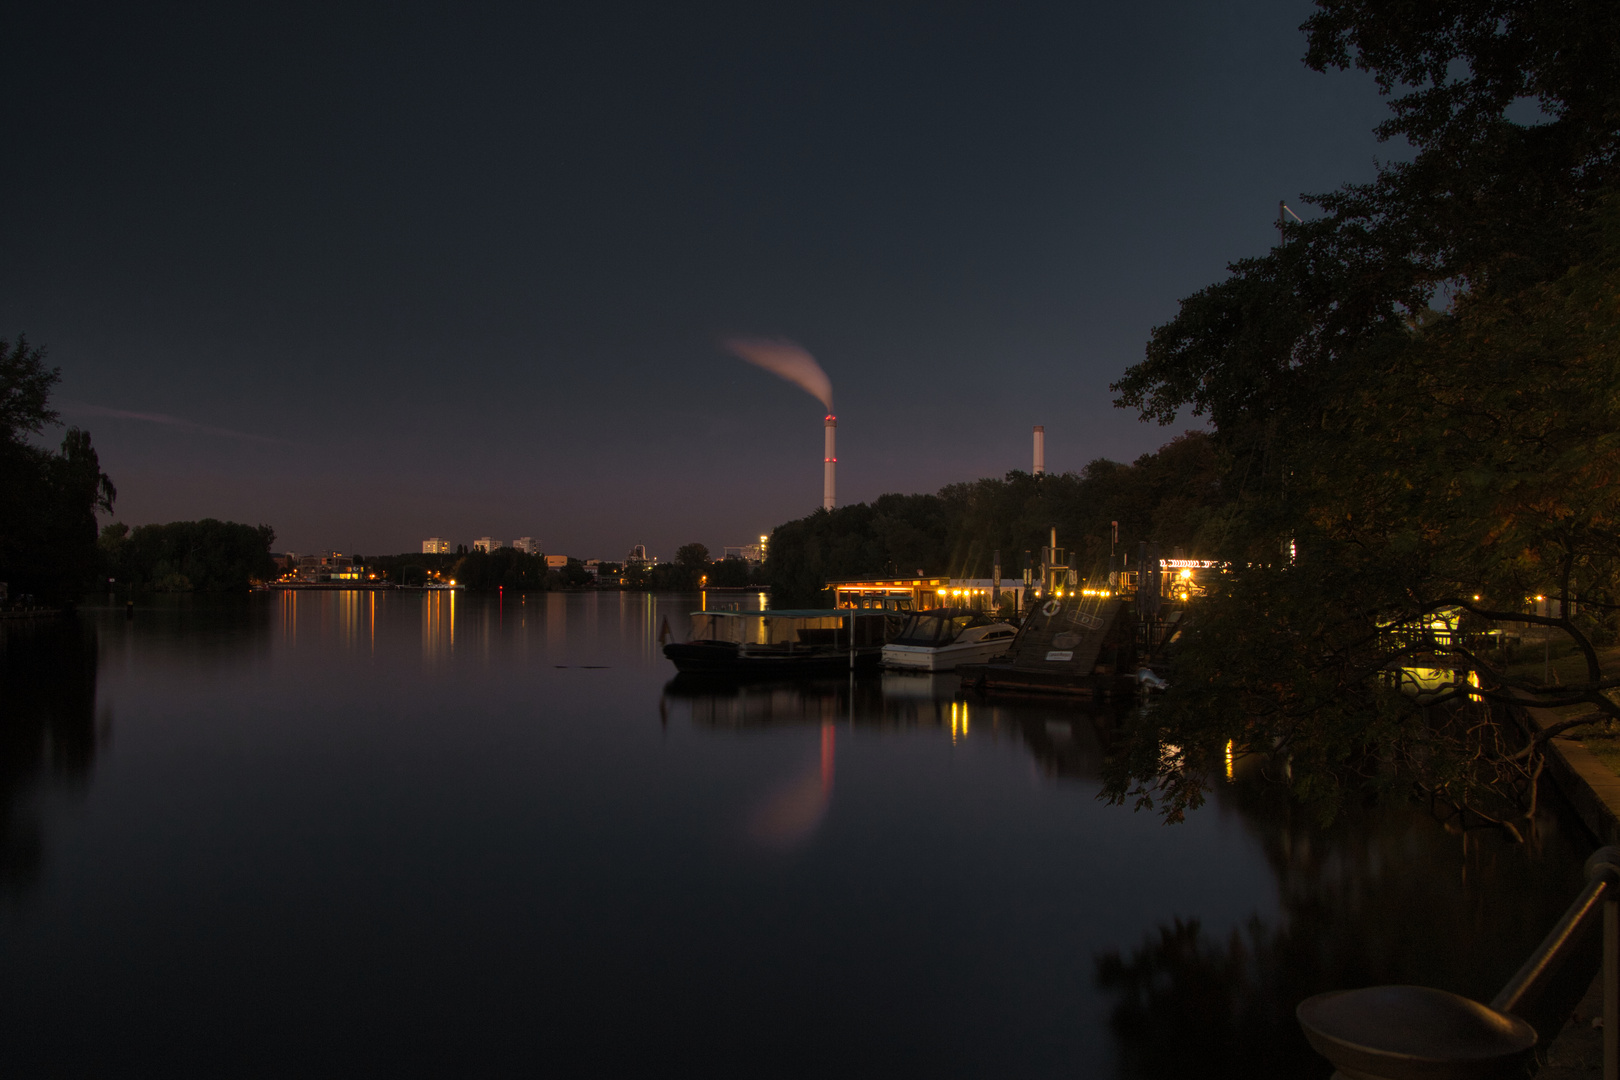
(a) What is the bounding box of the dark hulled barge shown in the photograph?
[663,609,890,678]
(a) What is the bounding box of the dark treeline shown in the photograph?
[369,548,573,591]
[630,543,768,592]
[100,520,276,592]
[765,432,1223,605]
[432,548,554,591]
[0,338,115,606]
[360,552,461,585]
[362,544,767,593]
[364,550,592,591]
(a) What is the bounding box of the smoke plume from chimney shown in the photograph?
[725,337,838,509]
[723,338,832,411]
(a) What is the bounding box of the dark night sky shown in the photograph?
[2,2,1395,559]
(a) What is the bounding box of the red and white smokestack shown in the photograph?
[824,415,837,510]
[1033,425,1045,475]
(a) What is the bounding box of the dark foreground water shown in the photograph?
[0,591,1595,1077]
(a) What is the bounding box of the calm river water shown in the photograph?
[0,591,1595,1077]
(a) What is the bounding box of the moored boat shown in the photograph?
[959,594,1138,698]
[881,609,1019,672]
[663,608,889,677]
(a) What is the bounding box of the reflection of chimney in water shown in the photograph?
[824,415,837,510]
[1033,425,1045,475]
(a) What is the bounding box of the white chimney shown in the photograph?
[824,415,837,510]
[1033,425,1045,475]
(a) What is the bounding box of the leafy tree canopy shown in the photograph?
[0,336,114,604]
[101,520,274,592]
[0,336,59,444]
[1104,0,1620,830]
[766,432,1226,606]
[675,543,710,570]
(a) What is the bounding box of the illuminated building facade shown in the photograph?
[296,553,364,584]
[720,536,768,563]
[473,537,500,553]
[829,577,1026,613]
[422,537,450,555]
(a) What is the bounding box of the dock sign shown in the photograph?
[1009,596,1125,675]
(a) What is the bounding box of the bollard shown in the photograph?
[1298,846,1620,1079]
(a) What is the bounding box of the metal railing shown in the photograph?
[1298,845,1620,1079]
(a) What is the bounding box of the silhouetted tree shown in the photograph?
[1103,0,1620,827]
[0,336,115,605]
[101,520,275,592]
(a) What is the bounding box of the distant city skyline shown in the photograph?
[2,1,1397,555]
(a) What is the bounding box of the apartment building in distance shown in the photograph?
[422,537,451,555]
[473,538,500,553]
[513,537,539,554]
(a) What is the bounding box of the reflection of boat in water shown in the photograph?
[881,609,1018,672]
[879,669,961,701]
[660,669,1120,780]
[662,609,888,677]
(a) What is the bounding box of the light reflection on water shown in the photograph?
[0,591,1595,1078]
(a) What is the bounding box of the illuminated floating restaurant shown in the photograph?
[830,558,1219,614]
[829,577,1027,613]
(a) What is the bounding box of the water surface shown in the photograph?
[0,592,1594,1077]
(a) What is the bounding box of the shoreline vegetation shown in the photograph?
[763,431,1219,607]
[0,337,114,610]
[1092,0,1620,833]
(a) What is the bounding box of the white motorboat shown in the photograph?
[882,609,1019,672]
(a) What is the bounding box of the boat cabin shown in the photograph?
[689,609,888,649]
[889,609,1011,648]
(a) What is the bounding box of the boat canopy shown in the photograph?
[889,609,994,647]
[690,609,886,646]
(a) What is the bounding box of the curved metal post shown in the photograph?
[1297,846,1620,1080]
[1491,845,1620,1046]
